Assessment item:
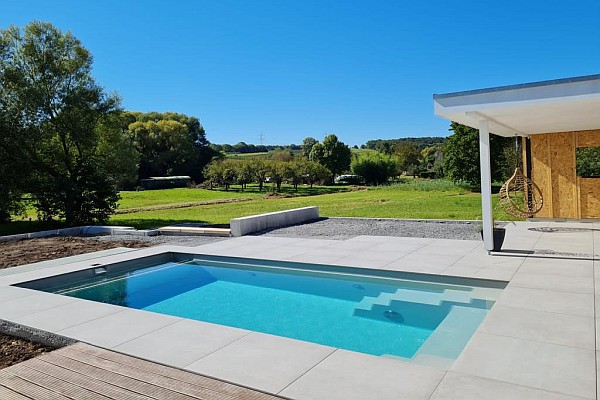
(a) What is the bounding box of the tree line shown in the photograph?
[0,22,217,224]
[0,21,523,226]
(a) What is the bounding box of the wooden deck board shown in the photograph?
[0,343,285,400]
[69,342,279,400]
[58,346,235,400]
[24,358,152,400]
[4,363,112,400]
[0,371,72,400]
[0,384,33,400]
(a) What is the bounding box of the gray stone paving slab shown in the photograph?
[453,332,596,399]
[114,319,251,368]
[58,309,182,348]
[13,299,123,332]
[518,257,593,277]
[495,286,594,317]
[0,286,38,303]
[382,253,463,274]
[0,292,78,320]
[510,271,594,293]
[185,332,336,394]
[279,349,445,400]
[430,372,589,400]
[479,305,595,349]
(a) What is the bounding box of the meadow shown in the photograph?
[111,180,515,229]
[0,180,516,235]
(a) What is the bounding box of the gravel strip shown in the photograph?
[256,217,483,241]
[94,218,486,245]
[93,234,228,247]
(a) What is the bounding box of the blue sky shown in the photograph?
[2,1,600,146]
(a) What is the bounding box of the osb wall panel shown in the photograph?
[549,132,577,218]
[529,129,600,219]
[580,178,600,218]
[530,134,552,218]
[576,129,600,148]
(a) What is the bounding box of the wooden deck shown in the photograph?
[0,342,285,400]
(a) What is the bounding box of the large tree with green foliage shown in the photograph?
[301,137,318,158]
[309,134,351,182]
[127,112,216,182]
[0,21,129,224]
[443,122,512,188]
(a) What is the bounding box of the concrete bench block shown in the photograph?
[230,206,319,237]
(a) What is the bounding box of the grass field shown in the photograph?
[0,180,517,235]
[111,181,516,229]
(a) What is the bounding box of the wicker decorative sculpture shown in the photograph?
[498,167,544,218]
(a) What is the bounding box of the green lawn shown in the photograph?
[111,183,516,229]
[118,185,350,210]
[0,180,517,235]
[118,188,263,210]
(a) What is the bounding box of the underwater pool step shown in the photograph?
[354,287,475,313]
[412,305,487,363]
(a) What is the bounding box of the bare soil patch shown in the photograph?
[0,334,55,369]
[0,236,150,270]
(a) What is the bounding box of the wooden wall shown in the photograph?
[528,129,600,219]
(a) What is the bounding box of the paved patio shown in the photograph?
[0,220,598,399]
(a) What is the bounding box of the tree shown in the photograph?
[128,112,217,182]
[234,159,253,191]
[96,114,140,189]
[250,158,270,191]
[351,153,398,185]
[394,141,421,176]
[443,122,512,188]
[310,134,351,182]
[301,137,318,158]
[288,158,306,190]
[203,159,237,190]
[0,22,124,224]
[303,160,331,188]
[129,120,192,178]
[269,160,289,192]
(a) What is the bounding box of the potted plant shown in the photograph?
[477,213,506,251]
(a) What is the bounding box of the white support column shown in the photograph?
[478,119,494,252]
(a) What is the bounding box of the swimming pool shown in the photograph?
[21,256,504,366]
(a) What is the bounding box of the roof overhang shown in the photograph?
[433,74,600,137]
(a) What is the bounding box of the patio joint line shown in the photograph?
[445,371,594,400]
[480,329,597,351]
[425,370,448,400]
[49,308,129,333]
[506,282,595,295]
[0,296,80,321]
[275,347,338,395]
[181,330,255,369]
[377,242,433,270]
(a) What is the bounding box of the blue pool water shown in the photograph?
[47,259,503,362]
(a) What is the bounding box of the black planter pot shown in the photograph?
[480,227,506,251]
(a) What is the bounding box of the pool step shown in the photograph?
[354,288,474,314]
[411,305,487,367]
